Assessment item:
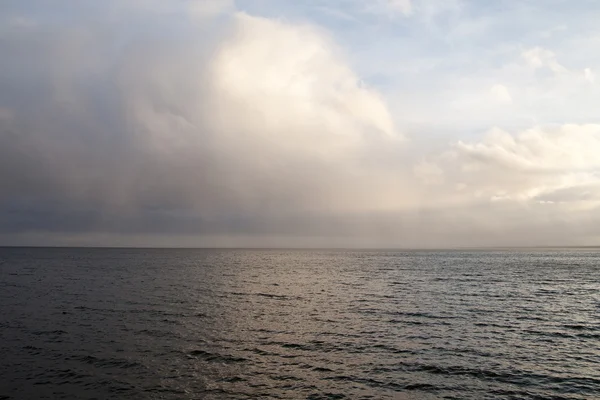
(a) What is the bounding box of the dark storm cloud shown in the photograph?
[0,1,409,245]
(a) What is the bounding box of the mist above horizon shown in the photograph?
[1,0,600,247]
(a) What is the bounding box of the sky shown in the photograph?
[1,0,600,247]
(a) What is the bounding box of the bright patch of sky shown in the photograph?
[235,0,600,137]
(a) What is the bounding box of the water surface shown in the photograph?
[1,248,599,399]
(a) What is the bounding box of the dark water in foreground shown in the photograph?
[1,248,599,399]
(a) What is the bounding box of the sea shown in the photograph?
[1,247,599,399]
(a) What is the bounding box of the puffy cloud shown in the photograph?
[426,124,600,210]
[456,125,600,174]
[0,7,413,243]
[211,13,398,146]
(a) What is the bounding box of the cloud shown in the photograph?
[0,6,414,244]
[490,84,512,104]
[522,47,567,73]
[584,68,596,84]
[413,161,443,185]
[427,124,600,210]
[2,1,600,247]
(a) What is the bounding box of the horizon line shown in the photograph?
[1,245,599,251]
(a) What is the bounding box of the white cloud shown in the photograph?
[211,13,398,144]
[490,84,512,104]
[584,67,596,84]
[522,46,567,73]
[429,124,600,209]
[456,124,600,173]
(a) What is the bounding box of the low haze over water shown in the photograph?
[1,248,599,399]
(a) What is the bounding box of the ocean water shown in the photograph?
[1,248,599,399]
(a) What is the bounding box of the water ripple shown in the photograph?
[1,247,599,399]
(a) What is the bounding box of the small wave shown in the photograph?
[74,355,143,370]
[227,291,297,300]
[188,349,247,363]
[563,324,597,331]
[135,328,179,339]
[387,319,424,325]
[53,368,93,381]
[307,393,347,399]
[255,293,290,300]
[312,366,334,372]
[323,375,442,393]
[371,343,417,355]
[522,329,575,339]
[403,383,438,390]
[577,333,600,339]
[31,329,67,336]
[281,343,311,350]
[387,311,458,320]
[245,347,278,357]
[219,376,246,383]
[270,374,302,381]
